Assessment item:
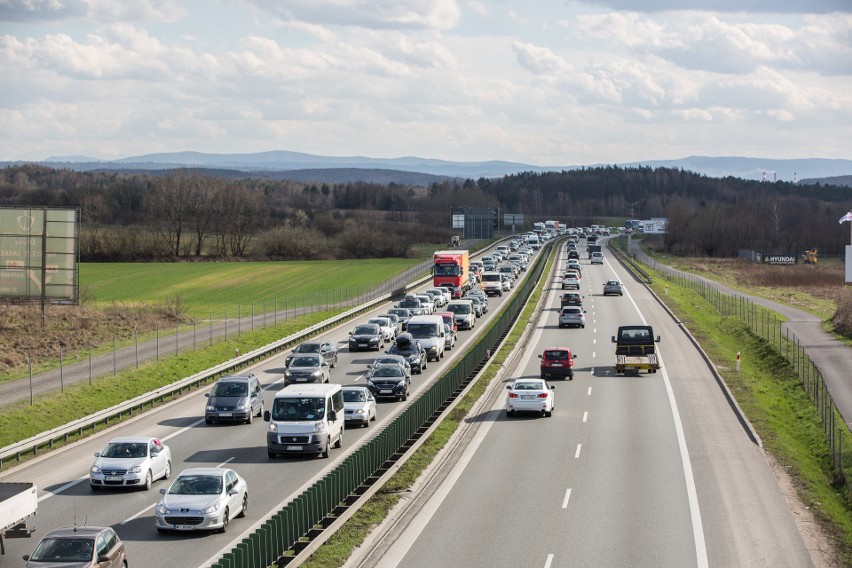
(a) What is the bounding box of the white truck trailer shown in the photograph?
[0,482,37,557]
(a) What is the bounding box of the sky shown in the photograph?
[1,0,851,166]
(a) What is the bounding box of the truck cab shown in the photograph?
[612,325,661,374]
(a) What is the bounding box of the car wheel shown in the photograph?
[335,431,343,448]
[546,408,553,417]
[257,401,264,418]
[403,389,409,401]
[143,470,153,491]
[321,443,330,458]
[163,461,171,480]
[268,450,277,459]
[156,527,169,534]
[245,410,253,425]
[238,493,248,518]
[90,484,100,492]
[205,418,213,425]
[507,410,514,417]
[220,509,229,533]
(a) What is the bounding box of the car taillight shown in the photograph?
[538,393,549,398]
[508,393,518,398]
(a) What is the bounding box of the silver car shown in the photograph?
[368,317,396,342]
[24,526,126,568]
[559,306,586,328]
[90,436,172,491]
[603,280,624,296]
[155,467,248,533]
[285,354,331,385]
[342,385,377,428]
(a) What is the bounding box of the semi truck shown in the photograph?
[433,250,470,299]
[1,482,37,557]
[612,325,661,375]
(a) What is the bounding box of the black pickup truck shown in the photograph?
[612,325,661,375]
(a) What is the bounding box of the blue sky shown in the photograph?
[1,0,850,165]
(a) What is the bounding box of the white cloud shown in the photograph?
[512,41,569,75]
[571,0,852,15]
[0,0,187,22]
[243,0,462,30]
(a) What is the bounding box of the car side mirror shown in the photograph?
[537,354,542,359]
[550,385,556,390]
[263,410,271,422]
[160,488,167,495]
[94,451,101,457]
[205,393,210,397]
[329,410,337,422]
[228,489,239,496]
[99,556,111,563]
[573,354,577,359]
[611,336,617,342]
[656,336,661,342]
[349,331,353,335]
[505,384,511,390]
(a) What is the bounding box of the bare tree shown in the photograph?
[214,184,266,256]
[146,171,199,257]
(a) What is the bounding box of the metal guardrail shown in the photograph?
[208,238,555,568]
[0,273,434,467]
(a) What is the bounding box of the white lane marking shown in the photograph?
[562,488,572,509]
[162,417,206,443]
[582,411,588,423]
[587,387,592,396]
[122,503,155,525]
[544,554,555,568]
[623,275,709,568]
[574,444,582,458]
[592,351,596,359]
[217,457,235,467]
[38,476,88,502]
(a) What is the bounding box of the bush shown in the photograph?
[832,289,852,337]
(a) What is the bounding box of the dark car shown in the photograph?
[205,374,264,425]
[24,526,126,568]
[397,297,424,315]
[365,365,411,401]
[567,249,580,260]
[560,293,583,307]
[387,333,427,374]
[349,323,384,351]
[285,341,338,368]
[284,354,331,385]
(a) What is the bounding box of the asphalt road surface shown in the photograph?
[359,241,813,568]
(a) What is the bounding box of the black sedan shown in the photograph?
[387,333,427,374]
[365,365,411,401]
[349,323,384,351]
[285,341,338,368]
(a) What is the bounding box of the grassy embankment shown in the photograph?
[621,242,852,563]
[294,243,559,567]
[0,258,428,384]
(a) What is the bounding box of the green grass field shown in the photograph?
[80,258,428,317]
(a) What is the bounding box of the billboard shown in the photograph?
[0,207,78,302]
[643,218,668,234]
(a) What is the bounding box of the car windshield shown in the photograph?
[563,308,581,315]
[101,442,147,459]
[513,381,545,391]
[434,263,460,276]
[407,323,438,338]
[169,474,223,495]
[399,300,419,308]
[447,304,470,314]
[211,382,248,397]
[373,367,404,377]
[295,343,320,353]
[354,325,378,334]
[290,356,320,367]
[343,389,367,403]
[30,537,95,562]
[374,357,398,366]
[271,397,326,421]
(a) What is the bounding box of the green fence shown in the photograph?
[210,240,555,568]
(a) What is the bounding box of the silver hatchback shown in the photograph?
[559,306,586,328]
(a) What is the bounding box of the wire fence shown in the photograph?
[632,247,849,493]
[2,260,433,407]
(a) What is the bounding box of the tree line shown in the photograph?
[1,164,849,261]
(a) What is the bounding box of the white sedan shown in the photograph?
[155,467,248,533]
[505,379,555,417]
[90,436,172,491]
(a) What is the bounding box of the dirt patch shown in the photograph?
[0,303,185,374]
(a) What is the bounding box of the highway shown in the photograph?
[360,240,814,568]
[0,243,540,567]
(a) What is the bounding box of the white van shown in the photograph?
[527,235,541,249]
[264,383,344,459]
[496,245,510,257]
[405,315,446,362]
[480,272,503,297]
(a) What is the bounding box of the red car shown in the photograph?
[539,347,577,380]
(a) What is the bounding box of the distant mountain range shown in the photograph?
[6,150,851,185]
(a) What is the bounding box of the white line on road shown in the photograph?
[587,387,592,396]
[122,503,155,525]
[592,351,595,359]
[544,553,555,568]
[217,457,235,467]
[38,476,88,502]
[161,417,206,443]
[574,444,582,458]
[582,411,588,422]
[561,488,572,509]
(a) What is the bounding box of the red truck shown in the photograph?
[433,250,470,299]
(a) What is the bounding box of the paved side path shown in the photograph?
[631,246,852,429]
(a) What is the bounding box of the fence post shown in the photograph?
[59,347,64,393]
[113,335,117,375]
[175,322,179,355]
[89,350,92,385]
[156,326,160,361]
[135,329,139,368]
[238,305,241,336]
[29,355,33,405]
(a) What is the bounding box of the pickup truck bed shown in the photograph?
[615,353,659,374]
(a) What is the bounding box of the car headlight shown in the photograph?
[236,402,248,410]
[129,465,142,474]
[285,370,293,377]
[91,465,100,473]
[311,371,322,379]
[268,423,277,432]
[157,503,170,515]
[200,502,221,515]
[313,421,324,432]
[206,405,215,411]
[354,409,365,415]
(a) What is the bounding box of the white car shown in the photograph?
[500,275,512,291]
[416,294,435,314]
[90,436,172,491]
[368,317,396,341]
[591,252,604,264]
[561,273,580,290]
[155,467,248,533]
[426,287,449,307]
[506,378,555,417]
[342,385,377,428]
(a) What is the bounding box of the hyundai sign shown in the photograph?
[761,254,798,265]
[0,207,79,302]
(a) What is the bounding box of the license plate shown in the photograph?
[296,377,307,381]
[286,445,303,451]
[359,343,367,347]
[218,412,232,417]
[380,390,392,394]
[521,395,536,399]
[551,363,563,367]
[175,525,195,530]
[105,476,123,481]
